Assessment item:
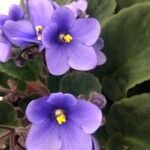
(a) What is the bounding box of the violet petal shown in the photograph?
[93,38,106,65]
[8,4,24,21]
[45,45,70,75]
[0,14,8,27]
[0,42,12,62]
[70,18,100,46]
[28,0,54,27]
[67,42,97,70]
[50,7,75,31]
[68,100,102,134]
[26,121,62,150]
[26,96,53,123]
[3,20,36,47]
[47,92,77,108]
[59,120,92,150]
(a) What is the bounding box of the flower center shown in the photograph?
[35,25,43,41]
[59,33,73,43]
[55,109,66,125]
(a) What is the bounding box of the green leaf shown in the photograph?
[116,0,150,11]
[106,134,124,150]
[105,94,150,149]
[98,3,150,101]
[106,93,150,139]
[0,72,9,88]
[106,134,150,150]
[0,101,19,126]
[60,71,102,98]
[16,80,26,91]
[87,0,116,23]
[20,0,25,9]
[47,75,62,92]
[55,0,71,5]
[0,58,42,81]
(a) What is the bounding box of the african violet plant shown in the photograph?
[0,0,150,150]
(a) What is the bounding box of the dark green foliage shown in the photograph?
[55,0,72,5]
[0,58,42,81]
[116,0,150,11]
[105,94,150,150]
[47,75,62,92]
[88,0,116,23]
[99,3,150,101]
[0,101,19,126]
[60,71,102,98]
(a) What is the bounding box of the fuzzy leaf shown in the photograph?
[98,3,150,101]
[60,71,102,98]
[106,134,150,150]
[87,0,116,23]
[105,94,150,150]
[116,0,150,11]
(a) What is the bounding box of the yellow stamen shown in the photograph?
[35,25,43,41]
[56,114,66,125]
[63,34,73,43]
[55,109,66,125]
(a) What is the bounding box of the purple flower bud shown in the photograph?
[15,56,27,67]
[66,0,88,18]
[89,92,107,109]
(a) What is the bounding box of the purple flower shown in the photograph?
[3,0,54,49]
[0,4,24,62]
[42,7,100,75]
[51,1,106,66]
[26,92,102,150]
